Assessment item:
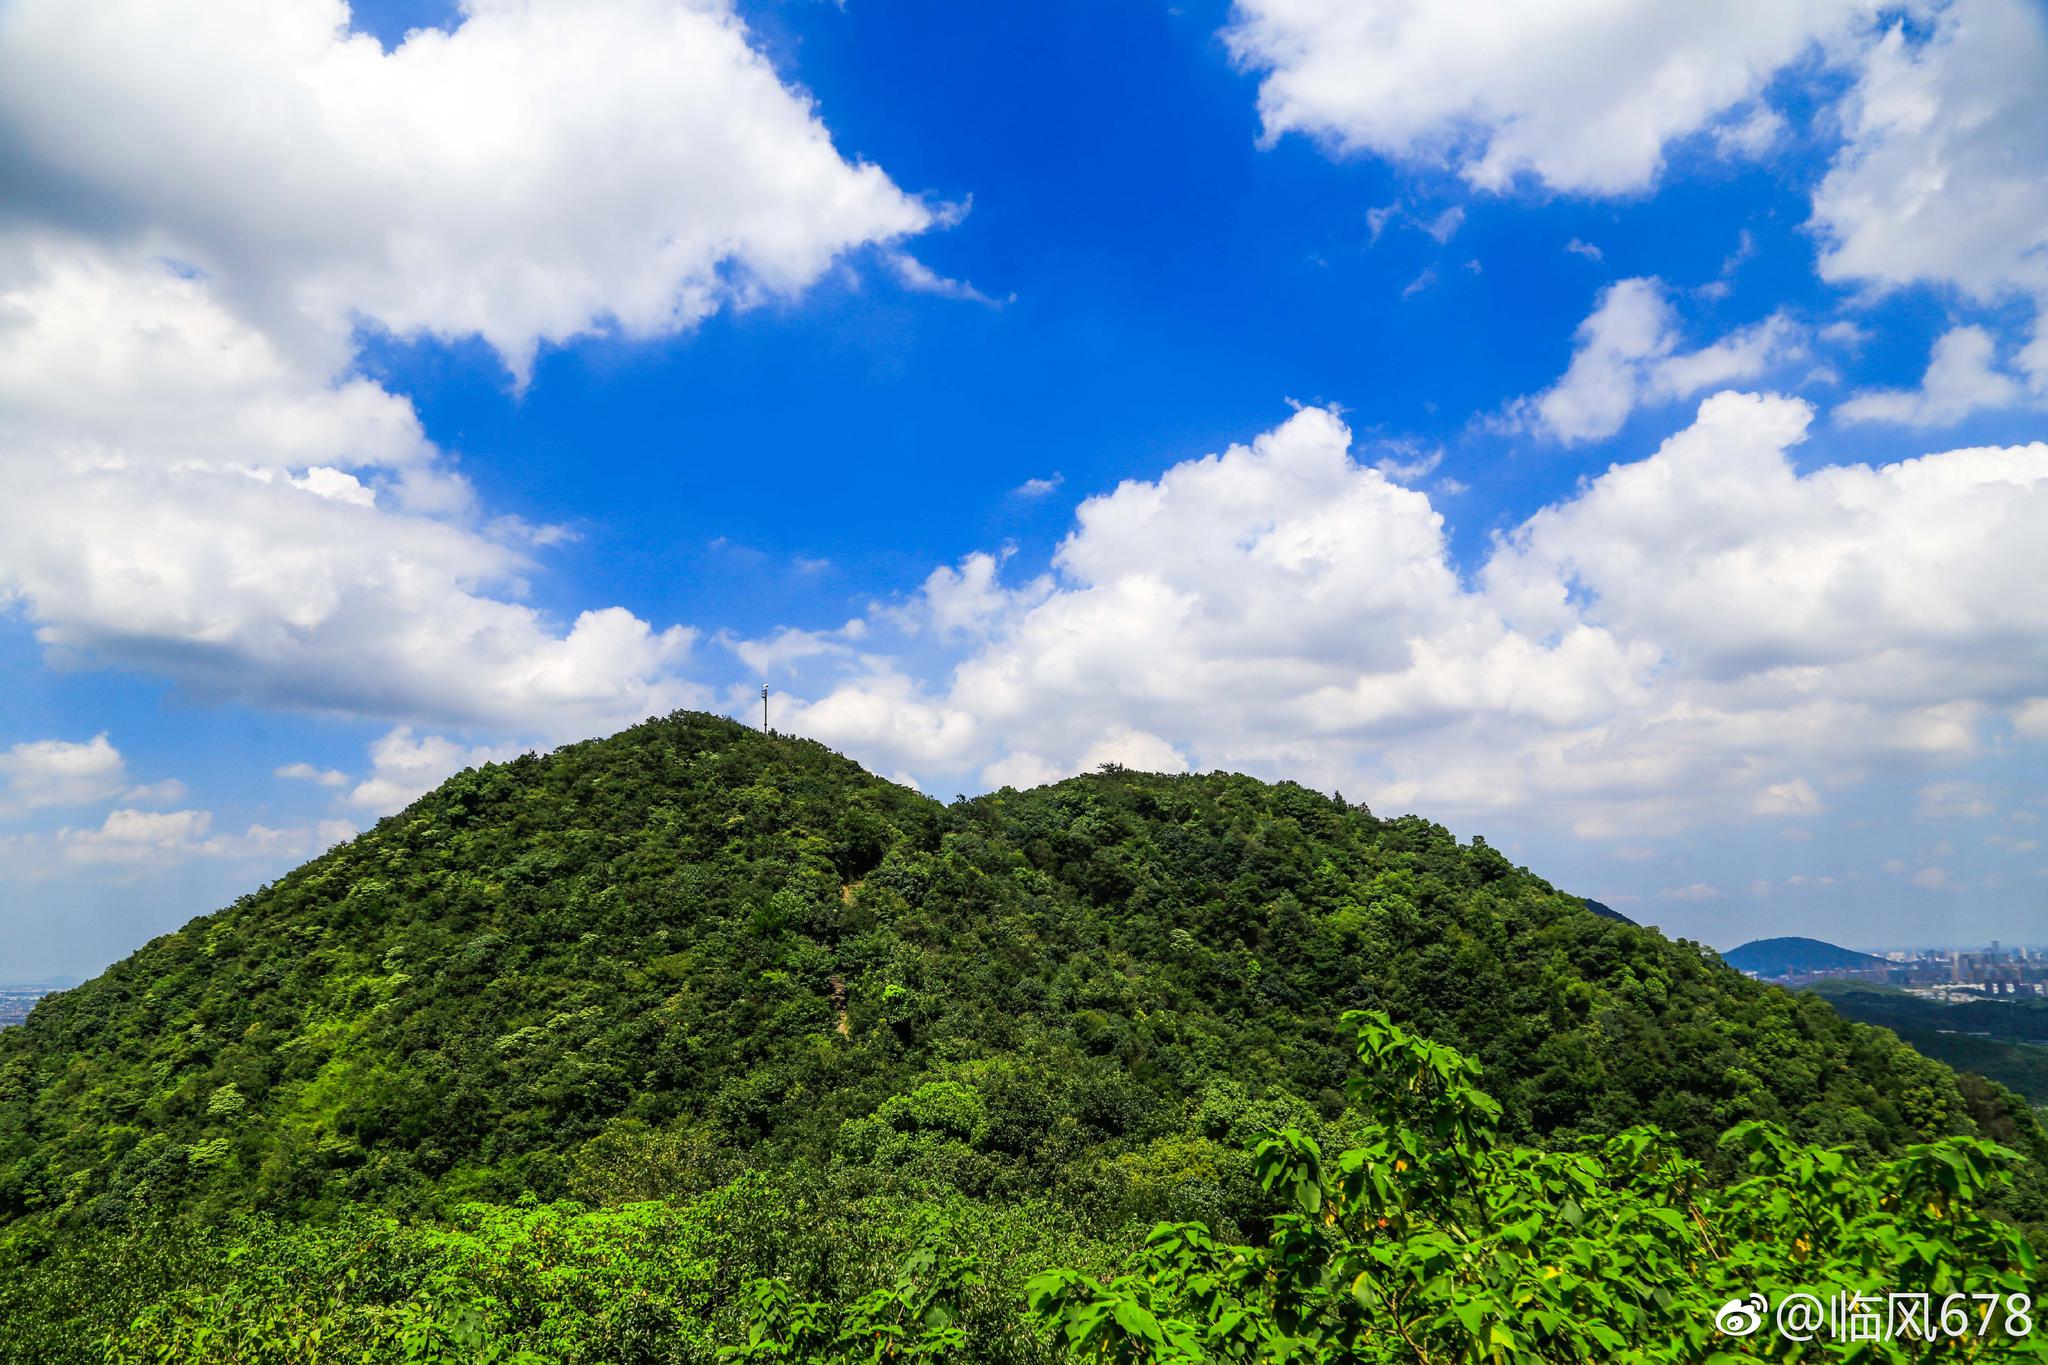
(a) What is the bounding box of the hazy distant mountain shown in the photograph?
[1724,936,1886,978]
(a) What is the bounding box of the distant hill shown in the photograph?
[1723,936,1887,979]
[1580,898,1635,925]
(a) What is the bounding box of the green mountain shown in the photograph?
[1721,935,1889,979]
[3,713,2043,1358]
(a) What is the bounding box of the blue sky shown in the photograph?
[2,0,2046,978]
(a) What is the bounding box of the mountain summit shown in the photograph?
[6,712,2030,1244]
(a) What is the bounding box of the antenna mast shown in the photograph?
[761,684,769,734]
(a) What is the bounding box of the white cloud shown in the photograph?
[981,726,1190,791]
[1714,104,1788,160]
[1564,239,1604,262]
[2016,698,2048,738]
[0,0,932,382]
[1909,865,1954,890]
[60,809,214,864]
[1401,267,1438,299]
[347,727,522,817]
[121,779,189,806]
[1511,278,1802,442]
[1080,726,1189,774]
[765,396,2048,845]
[1812,0,2048,308]
[731,624,860,680]
[1224,0,1876,194]
[1756,778,1824,817]
[1014,474,1065,498]
[981,752,1065,791]
[0,0,936,745]
[1420,206,1465,244]
[0,734,128,815]
[1484,394,2048,707]
[779,665,983,773]
[275,762,348,789]
[1658,882,1723,902]
[57,808,350,867]
[916,551,1045,641]
[1836,325,2026,426]
[885,252,996,306]
[1813,0,2048,394]
[1371,439,1445,483]
[0,246,702,738]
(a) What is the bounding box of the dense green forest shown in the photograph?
[2,712,2043,1360]
[1809,981,2048,1109]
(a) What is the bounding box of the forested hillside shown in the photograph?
[1810,980,2048,1108]
[2,712,2042,1359]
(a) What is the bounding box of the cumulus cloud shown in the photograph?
[1756,778,1825,817]
[0,238,701,738]
[0,0,934,743]
[1813,0,2048,389]
[0,0,933,382]
[760,396,2048,843]
[59,809,216,864]
[1223,0,2048,400]
[58,808,352,867]
[275,762,349,789]
[1836,326,2026,426]
[730,623,861,680]
[985,726,1190,790]
[121,779,189,806]
[347,727,523,817]
[1223,0,1876,193]
[1510,278,1802,442]
[1714,104,1788,161]
[1813,0,2048,305]
[0,735,129,815]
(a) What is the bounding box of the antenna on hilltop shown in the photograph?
[761,684,770,734]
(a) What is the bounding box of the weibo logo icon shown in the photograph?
[1715,1293,1769,1337]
